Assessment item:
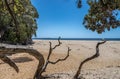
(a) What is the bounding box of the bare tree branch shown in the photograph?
[0,37,70,79]
[52,37,62,49]
[41,37,62,73]
[0,46,45,79]
[0,54,19,72]
[41,37,70,75]
[48,47,71,64]
[74,40,106,79]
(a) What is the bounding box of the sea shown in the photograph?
[32,38,120,41]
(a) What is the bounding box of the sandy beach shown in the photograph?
[0,40,120,79]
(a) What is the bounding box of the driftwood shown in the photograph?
[73,40,106,79]
[0,37,70,79]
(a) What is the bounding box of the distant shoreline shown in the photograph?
[32,38,120,41]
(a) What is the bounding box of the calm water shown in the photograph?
[33,38,120,41]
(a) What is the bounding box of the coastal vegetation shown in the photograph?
[0,0,120,44]
[74,0,120,78]
[78,0,120,33]
[0,0,38,44]
[0,0,120,79]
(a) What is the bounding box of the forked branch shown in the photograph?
[48,47,71,64]
[41,37,71,74]
[52,37,62,49]
[0,37,70,79]
[74,40,106,79]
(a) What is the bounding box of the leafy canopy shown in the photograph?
[77,0,120,33]
[0,0,38,44]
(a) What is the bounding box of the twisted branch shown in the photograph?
[0,54,19,72]
[0,37,70,79]
[52,37,62,49]
[41,37,62,72]
[48,47,71,64]
[74,40,106,79]
[41,37,70,74]
[0,46,45,79]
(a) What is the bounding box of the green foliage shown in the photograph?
[0,0,38,44]
[3,28,18,44]
[78,0,120,34]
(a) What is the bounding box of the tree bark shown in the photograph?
[0,46,45,79]
[74,41,106,79]
[0,38,70,79]
[41,37,71,75]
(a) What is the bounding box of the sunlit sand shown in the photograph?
[0,40,120,79]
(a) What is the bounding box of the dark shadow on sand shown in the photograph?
[0,57,33,64]
[12,57,33,63]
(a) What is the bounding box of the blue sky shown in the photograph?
[31,0,120,38]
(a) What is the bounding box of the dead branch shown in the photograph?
[0,37,70,79]
[74,41,106,79]
[0,54,19,72]
[52,37,62,49]
[0,46,45,79]
[41,37,71,76]
[48,47,71,64]
[41,37,62,73]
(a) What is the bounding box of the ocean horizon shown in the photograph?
[32,38,120,41]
